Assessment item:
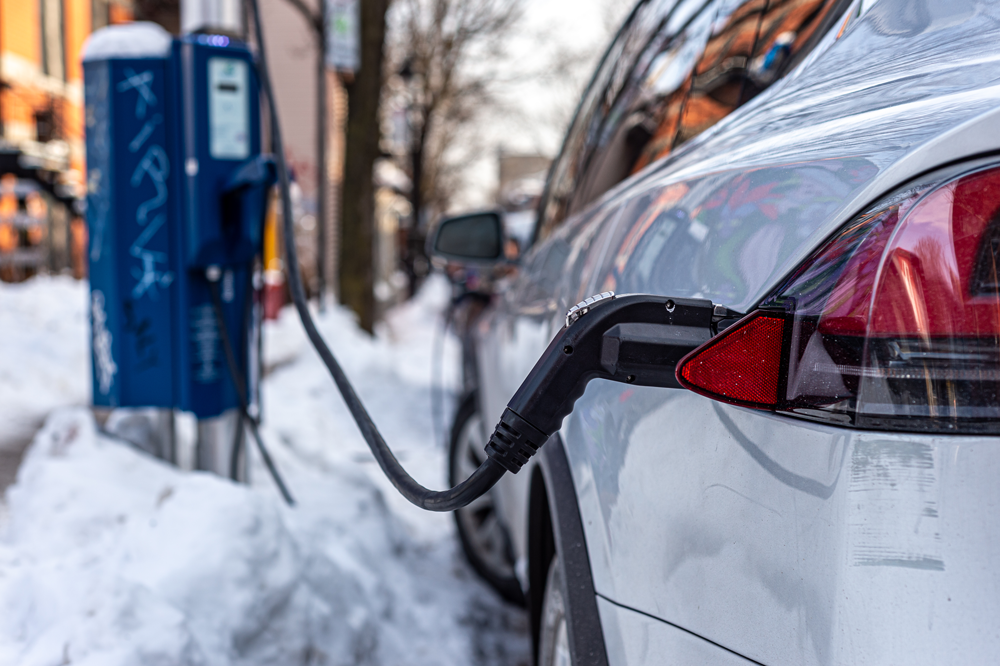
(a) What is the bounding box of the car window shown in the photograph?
[535,0,678,244]
[750,0,852,85]
[535,0,850,244]
[639,0,851,167]
[574,0,713,200]
[670,0,768,149]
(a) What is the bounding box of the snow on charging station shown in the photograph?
[83,22,274,472]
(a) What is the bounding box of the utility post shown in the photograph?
[316,0,329,309]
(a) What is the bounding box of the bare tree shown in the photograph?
[386,0,524,290]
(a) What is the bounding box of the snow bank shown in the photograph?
[0,275,530,665]
[0,409,320,665]
[0,277,89,451]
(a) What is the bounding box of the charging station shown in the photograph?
[83,23,274,460]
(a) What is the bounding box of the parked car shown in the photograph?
[434,0,1000,664]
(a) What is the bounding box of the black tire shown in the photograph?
[449,393,525,605]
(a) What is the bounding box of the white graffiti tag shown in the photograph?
[129,214,174,299]
[119,66,173,303]
[86,66,111,262]
[130,144,169,225]
[91,290,118,395]
[116,68,156,119]
[128,113,163,153]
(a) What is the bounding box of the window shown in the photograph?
[35,109,55,143]
[578,0,714,198]
[670,0,767,151]
[535,0,851,243]
[40,0,66,82]
[633,0,851,169]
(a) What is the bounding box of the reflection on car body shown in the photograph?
[442,0,1000,664]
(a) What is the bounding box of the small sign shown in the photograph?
[327,0,359,73]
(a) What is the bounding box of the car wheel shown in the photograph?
[449,393,524,605]
[538,557,571,666]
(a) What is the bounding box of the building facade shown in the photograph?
[0,0,133,280]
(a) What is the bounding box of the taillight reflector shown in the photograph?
[676,311,786,409]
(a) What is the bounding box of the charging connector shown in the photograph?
[483,294,715,474]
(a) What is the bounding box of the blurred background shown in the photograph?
[0,0,630,326]
[0,4,639,662]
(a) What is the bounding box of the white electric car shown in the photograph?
[439,0,1000,663]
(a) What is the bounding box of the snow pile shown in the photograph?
[0,409,319,665]
[0,276,89,450]
[0,275,530,665]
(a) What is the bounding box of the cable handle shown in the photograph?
[483,294,716,474]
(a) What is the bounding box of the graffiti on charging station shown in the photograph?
[118,68,174,301]
[84,54,179,403]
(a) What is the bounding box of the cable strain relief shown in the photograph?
[485,407,548,474]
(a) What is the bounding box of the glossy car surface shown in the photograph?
[465,0,1000,663]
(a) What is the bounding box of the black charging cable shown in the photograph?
[244,0,723,512]
[228,265,257,481]
[206,266,295,506]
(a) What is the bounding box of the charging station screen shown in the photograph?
[208,58,249,160]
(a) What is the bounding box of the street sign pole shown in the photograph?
[317,0,329,309]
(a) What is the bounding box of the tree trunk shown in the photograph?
[339,0,389,334]
[406,114,426,297]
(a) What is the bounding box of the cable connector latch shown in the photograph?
[566,291,615,327]
[485,408,548,474]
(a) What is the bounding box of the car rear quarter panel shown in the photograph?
[566,383,1000,665]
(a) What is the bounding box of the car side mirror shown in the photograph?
[430,211,505,264]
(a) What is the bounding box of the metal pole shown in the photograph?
[157,408,177,464]
[316,0,329,309]
[196,408,243,478]
[180,0,242,35]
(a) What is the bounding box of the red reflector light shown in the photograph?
[676,312,786,409]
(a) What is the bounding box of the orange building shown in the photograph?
[0,0,133,280]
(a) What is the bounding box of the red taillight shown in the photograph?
[677,312,786,408]
[676,162,1000,433]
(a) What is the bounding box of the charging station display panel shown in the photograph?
[208,58,250,160]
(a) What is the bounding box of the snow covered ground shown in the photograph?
[0,276,89,448]
[0,275,531,665]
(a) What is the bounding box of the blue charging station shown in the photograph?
[83,23,275,420]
